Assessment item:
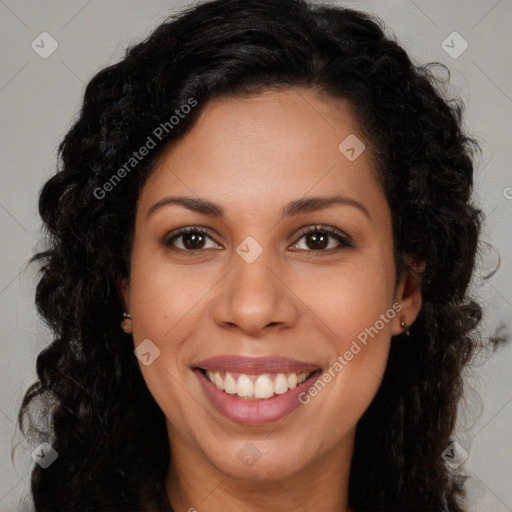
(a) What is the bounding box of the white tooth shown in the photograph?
[224,372,237,394]
[236,374,254,398]
[274,373,289,394]
[287,373,297,389]
[254,374,274,399]
[297,372,309,384]
[214,371,224,390]
[206,370,215,384]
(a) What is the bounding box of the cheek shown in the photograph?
[325,331,391,434]
[292,255,396,342]
[126,249,207,416]
[127,251,203,425]
[299,280,393,442]
[128,247,212,342]
[293,256,395,408]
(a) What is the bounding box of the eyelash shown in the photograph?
[161,224,353,255]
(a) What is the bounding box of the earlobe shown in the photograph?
[120,312,133,334]
[117,277,133,334]
[393,257,424,336]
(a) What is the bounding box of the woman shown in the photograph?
[17,0,485,510]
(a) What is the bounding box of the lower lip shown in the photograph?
[195,368,322,425]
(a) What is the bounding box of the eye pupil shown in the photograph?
[183,232,205,250]
[307,233,328,250]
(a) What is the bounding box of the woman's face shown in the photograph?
[121,88,421,485]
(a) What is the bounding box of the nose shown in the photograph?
[212,246,299,337]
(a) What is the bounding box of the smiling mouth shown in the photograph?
[199,369,321,400]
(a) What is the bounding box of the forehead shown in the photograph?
[139,88,387,222]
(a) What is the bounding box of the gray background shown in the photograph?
[1,0,511,510]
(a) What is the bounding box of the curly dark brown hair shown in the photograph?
[16,0,486,510]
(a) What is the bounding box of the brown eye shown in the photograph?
[304,232,330,251]
[161,224,353,254]
[162,227,222,252]
[290,225,353,253]
[180,231,206,250]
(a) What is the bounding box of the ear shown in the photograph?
[117,275,131,314]
[392,254,424,336]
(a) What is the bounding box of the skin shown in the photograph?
[119,88,422,512]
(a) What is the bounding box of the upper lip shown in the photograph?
[192,355,321,374]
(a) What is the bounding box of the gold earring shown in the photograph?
[400,318,410,336]
[121,312,132,334]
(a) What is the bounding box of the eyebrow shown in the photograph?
[146,194,371,220]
